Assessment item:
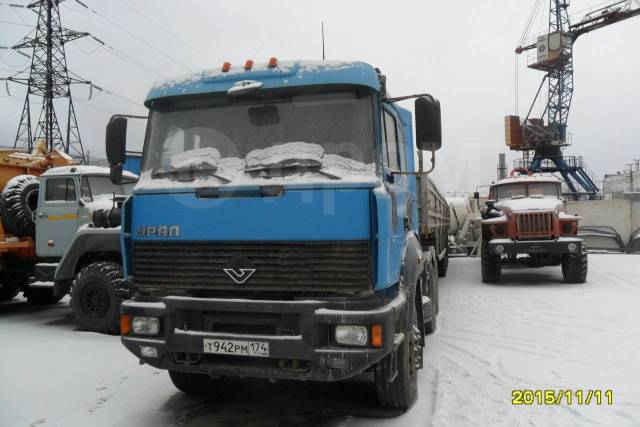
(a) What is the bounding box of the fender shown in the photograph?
[54,225,122,296]
[399,232,427,330]
[401,231,425,290]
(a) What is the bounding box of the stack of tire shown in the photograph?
[0,175,61,304]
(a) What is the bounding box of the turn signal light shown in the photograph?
[221,61,231,72]
[371,324,383,348]
[120,313,131,336]
[245,59,254,70]
[268,57,278,68]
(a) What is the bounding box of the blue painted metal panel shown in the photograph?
[146,61,381,102]
[130,188,371,242]
[397,107,419,231]
[123,153,142,175]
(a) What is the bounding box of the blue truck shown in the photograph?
[104,59,448,409]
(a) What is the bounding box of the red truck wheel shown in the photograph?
[561,251,588,283]
[481,240,502,283]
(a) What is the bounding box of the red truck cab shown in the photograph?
[479,171,587,283]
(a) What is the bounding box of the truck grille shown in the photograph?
[132,241,372,293]
[515,212,555,238]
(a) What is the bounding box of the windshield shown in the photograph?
[80,175,136,202]
[528,182,560,198]
[142,88,375,182]
[496,183,526,199]
[495,182,560,200]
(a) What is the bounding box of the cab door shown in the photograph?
[381,107,410,283]
[35,176,81,258]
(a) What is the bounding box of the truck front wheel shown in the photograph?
[169,371,224,396]
[71,261,132,334]
[375,295,421,410]
[561,250,588,283]
[0,284,20,302]
[481,240,502,283]
[0,272,24,302]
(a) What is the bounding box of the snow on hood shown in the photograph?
[495,197,563,212]
[170,147,221,170]
[244,142,324,170]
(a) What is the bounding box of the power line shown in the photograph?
[0,20,32,28]
[85,36,163,78]
[117,0,209,58]
[74,97,146,128]
[67,69,145,110]
[73,0,194,73]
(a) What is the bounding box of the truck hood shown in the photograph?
[129,187,374,241]
[495,197,563,213]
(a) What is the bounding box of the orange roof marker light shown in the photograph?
[268,57,278,68]
[244,59,254,70]
[221,62,231,72]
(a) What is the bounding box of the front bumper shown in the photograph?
[488,237,583,255]
[121,292,405,382]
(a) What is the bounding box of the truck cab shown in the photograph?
[35,166,137,258]
[479,170,587,283]
[108,60,445,409]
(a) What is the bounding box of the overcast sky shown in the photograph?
[1,0,638,194]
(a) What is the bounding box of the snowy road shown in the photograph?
[1,254,639,426]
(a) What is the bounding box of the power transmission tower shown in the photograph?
[7,0,91,163]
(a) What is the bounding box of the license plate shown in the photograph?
[203,338,269,357]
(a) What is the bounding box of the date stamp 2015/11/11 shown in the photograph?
[512,390,613,405]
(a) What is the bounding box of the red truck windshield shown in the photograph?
[494,182,560,200]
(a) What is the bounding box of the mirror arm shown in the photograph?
[391,150,436,176]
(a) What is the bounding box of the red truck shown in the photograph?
[478,170,587,283]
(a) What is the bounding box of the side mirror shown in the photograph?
[473,191,480,200]
[106,116,128,184]
[415,95,442,152]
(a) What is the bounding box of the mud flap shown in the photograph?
[422,295,433,326]
[381,332,406,384]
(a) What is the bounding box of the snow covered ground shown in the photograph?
[1,254,639,427]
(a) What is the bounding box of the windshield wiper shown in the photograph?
[152,167,231,183]
[245,164,341,180]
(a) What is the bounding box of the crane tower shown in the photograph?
[507,0,640,198]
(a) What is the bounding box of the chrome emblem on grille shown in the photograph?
[223,255,256,285]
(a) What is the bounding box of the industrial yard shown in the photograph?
[1,0,639,426]
[1,254,638,427]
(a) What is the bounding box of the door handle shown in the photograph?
[38,212,47,218]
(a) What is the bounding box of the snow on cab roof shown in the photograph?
[494,174,561,185]
[146,60,380,102]
[42,165,138,179]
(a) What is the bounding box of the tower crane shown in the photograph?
[507,0,640,198]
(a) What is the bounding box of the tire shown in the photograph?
[375,293,421,410]
[169,371,224,396]
[0,271,26,302]
[437,253,448,278]
[0,284,20,302]
[70,261,132,334]
[561,250,588,284]
[481,239,501,283]
[25,287,64,305]
[0,175,40,237]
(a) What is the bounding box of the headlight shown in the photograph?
[132,316,160,336]
[494,244,505,254]
[562,222,576,234]
[568,243,577,253]
[335,325,368,346]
